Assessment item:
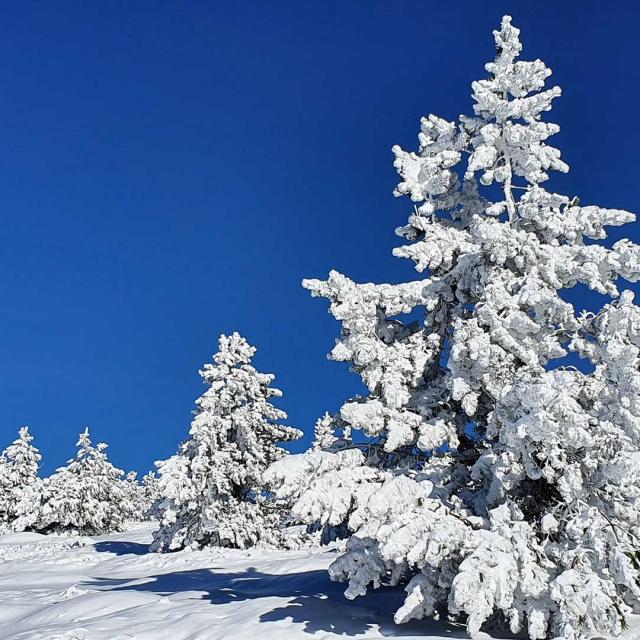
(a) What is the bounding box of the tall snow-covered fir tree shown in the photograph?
[152,332,302,551]
[0,426,42,533]
[38,428,133,535]
[268,16,640,640]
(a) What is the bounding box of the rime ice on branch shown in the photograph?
[269,16,640,640]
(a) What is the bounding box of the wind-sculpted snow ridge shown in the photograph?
[268,15,640,640]
[152,332,303,552]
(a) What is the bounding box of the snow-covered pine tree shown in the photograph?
[38,428,133,535]
[122,470,145,521]
[0,427,42,533]
[140,471,161,520]
[268,16,640,640]
[312,412,339,451]
[152,332,302,551]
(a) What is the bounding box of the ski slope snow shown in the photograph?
[0,522,638,640]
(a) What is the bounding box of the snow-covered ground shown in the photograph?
[0,523,637,640]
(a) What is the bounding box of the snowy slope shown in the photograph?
[0,523,637,640]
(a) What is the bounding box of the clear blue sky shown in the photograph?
[0,1,638,475]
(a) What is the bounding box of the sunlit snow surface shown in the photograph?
[0,523,637,640]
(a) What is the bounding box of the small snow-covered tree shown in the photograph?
[269,16,640,640]
[140,471,161,520]
[312,411,355,452]
[312,412,339,451]
[121,471,146,521]
[0,426,42,533]
[152,332,302,551]
[38,428,132,535]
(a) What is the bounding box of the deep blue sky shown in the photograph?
[0,1,638,475]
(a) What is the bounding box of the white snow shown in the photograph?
[0,522,638,639]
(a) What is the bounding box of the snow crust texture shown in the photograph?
[5,523,638,640]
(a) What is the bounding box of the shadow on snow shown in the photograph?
[86,565,520,638]
[93,541,150,555]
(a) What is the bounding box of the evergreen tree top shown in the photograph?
[1,426,41,468]
[213,332,256,367]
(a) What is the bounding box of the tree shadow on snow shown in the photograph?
[93,541,150,555]
[86,565,519,637]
